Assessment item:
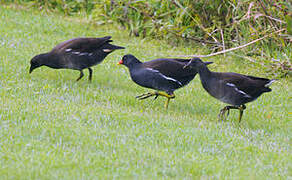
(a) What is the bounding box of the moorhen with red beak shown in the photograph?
[118,54,213,108]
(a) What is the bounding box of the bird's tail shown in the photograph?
[108,44,125,50]
[265,79,276,87]
[102,43,125,52]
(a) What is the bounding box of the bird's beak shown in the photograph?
[29,66,34,73]
[117,59,123,65]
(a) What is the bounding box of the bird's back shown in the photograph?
[202,72,273,105]
[142,58,198,86]
[219,72,272,95]
[47,37,115,70]
[51,37,112,54]
[129,63,183,93]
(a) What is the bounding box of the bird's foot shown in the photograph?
[136,91,175,109]
[218,106,229,121]
[136,91,175,100]
[136,92,156,100]
[218,106,239,122]
[218,105,246,123]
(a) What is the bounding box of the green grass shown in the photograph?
[0,5,291,179]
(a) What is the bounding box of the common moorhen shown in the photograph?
[118,54,213,108]
[30,36,125,81]
[184,58,275,122]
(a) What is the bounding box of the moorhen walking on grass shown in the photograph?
[29,36,125,81]
[184,58,275,122]
[118,54,213,108]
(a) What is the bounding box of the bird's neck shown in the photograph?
[197,65,216,95]
[198,64,212,78]
[198,65,214,86]
[128,62,142,70]
[41,53,61,68]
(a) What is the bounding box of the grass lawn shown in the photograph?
[0,5,291,179]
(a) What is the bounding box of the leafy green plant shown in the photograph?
[2,0,291,77]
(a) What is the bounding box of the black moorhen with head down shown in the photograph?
[118,54,213,109]
[29,36,125,81]
[184,58,275,122]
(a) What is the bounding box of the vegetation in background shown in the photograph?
[3,0,291,77]
[95,0,292,78]
[4,0,291,78]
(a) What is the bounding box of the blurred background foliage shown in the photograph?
[1,0,291,77]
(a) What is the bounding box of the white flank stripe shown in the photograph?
[65,48,72,52]
[226,83,235,87]
[79,53,88,56]
[147,68,182,86]
[72,52,80,55]
[226,83,251,98]
[160,74,182,86]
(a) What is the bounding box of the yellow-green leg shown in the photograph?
[164,98,170,109]
[136,92,155,100]
[218,104,246,123]
[136,91,175,109]
[238,105,246,123]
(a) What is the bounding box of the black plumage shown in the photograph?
[29,36,125,81]
[118,54,213,108]
[184,58,275,122]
